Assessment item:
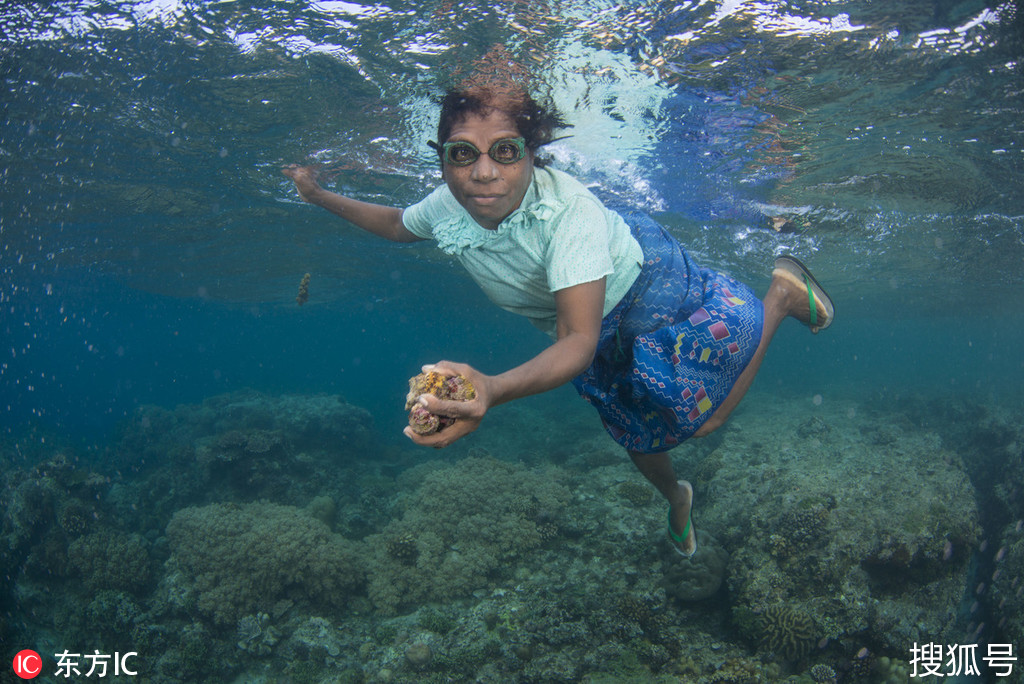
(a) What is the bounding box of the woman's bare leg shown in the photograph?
[693,268,827,437]
[629,450,695,555]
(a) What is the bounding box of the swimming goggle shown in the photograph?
[428,137,527,167]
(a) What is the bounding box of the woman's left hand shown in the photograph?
[403,361,492,448]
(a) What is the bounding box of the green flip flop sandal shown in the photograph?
[668,506,696,558]
[773,255,835,333]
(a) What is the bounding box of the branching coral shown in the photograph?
[166,502,364,625]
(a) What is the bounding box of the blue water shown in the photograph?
[2,1,1023,681]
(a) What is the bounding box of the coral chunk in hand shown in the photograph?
[405,371,476,435]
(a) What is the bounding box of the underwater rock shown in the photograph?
[404,371,476,435]
[989,523,1024,647]
[408,404,441,435]
[796,415,831,439]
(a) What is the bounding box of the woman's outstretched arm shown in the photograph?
[282,164,423,243]
[405,277,606,447]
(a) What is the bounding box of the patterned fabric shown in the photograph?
[571,209,764,454]
[402,167,643,337]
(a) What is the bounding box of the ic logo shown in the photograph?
[13,650,42,679]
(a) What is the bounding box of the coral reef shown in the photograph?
[699,397,980,654]
[4,390,1014,684]
[364,456,569,613]
[873,655,911,682]
[659,532,728,601]
[385,531,420,566]
[287,616,344,662]
[106,391,380,536]
[405,371,476,435]
[404,641,433,669]
[166,501,364,625]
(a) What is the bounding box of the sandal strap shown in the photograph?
[667,507,692,544]
[804,272,817,328]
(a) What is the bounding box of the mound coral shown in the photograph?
[660,533,728,601]
[166,502,364,625]
[68,530,152,594]
[365,456,570,614]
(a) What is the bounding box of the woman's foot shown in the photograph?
[769,256,834,333]
[667,480,697,557]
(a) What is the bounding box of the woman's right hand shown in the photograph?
[281,164,414,242]
[404,361,492,449]
[281,164,323,204]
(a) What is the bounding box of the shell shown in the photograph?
[405,371,476,435]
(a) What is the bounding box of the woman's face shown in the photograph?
[442,108,534,230]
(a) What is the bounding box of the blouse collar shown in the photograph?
[433,172,564,256]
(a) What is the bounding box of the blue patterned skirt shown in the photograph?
[571,209,764,453]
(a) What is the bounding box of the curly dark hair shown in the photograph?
[434,88,570,168]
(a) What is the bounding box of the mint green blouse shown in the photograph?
[402,167,643,337]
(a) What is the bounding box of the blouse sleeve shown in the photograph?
[544,196,616,292]
[402,186,453,240]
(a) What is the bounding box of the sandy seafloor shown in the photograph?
[3,376,1022,684]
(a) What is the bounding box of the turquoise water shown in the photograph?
[2,1,1023,682]
[3,1,1023,433]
